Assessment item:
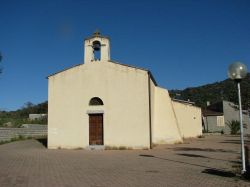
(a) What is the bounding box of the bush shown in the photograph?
[198,135,205,138]
[0,117,47,128]
[226,120,240,135]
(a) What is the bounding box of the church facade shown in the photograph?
[48,32,202,149]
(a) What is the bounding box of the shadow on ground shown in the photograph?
[202,169,236,177]
[171,147,236,153]
[140,154,215,169]
[220,139,250,145]
[176,153,207,158]
[36,138,47,148]
[139,154,238,178]
[176,153,235,162]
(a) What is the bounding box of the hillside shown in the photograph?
[169,73,250,110]
[0,73,249,127]
[0,101,48,127]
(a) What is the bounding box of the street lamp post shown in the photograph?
[228,62,248,174]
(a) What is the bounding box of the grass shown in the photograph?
[0,135,41,145]
[0,117,47,128]
[0,140,11,145]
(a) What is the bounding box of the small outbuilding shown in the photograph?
[202,100,250,134]
[48,32,202,149]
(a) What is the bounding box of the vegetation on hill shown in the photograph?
[169,73,250,110]
[0,101,48,127]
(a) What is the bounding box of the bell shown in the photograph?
[93,41,101,51]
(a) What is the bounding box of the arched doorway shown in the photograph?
[88,97,104,145]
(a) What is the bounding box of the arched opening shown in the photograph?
[89,97,104,106]
[88,96,104,146]
[92,41,101,61]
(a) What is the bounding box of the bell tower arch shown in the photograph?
[84,30,110,63]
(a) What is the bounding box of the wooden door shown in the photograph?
[89,114,103,145]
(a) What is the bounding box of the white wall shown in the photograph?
[152,87,183,144]
[84,36,110,63]
[48,61,150,149]
[172,101,202,138]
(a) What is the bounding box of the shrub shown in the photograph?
[198,135,205,138]
[226,120,240,135]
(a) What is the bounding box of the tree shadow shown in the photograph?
[176,153,207,158]
[176,153,235,162]
[220,141,241,144]
[230,160,241,164]
[140,154,154,157]
[202,169,236,177]
[220,139,250,145]
[171,147,236,153]
[225,139,250,142]
[139,154,237,179]
[36,137,47,148]
[140,154,216,169]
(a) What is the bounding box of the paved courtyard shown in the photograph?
[0,135,249,187]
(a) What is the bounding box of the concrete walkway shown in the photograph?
[0,135,249,187]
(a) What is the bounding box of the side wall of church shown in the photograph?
[149,77,155,146]
[172,101,202,138]
[48,62,150,149]
[152,87,183,144]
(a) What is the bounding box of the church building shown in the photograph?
[48,31,202,149]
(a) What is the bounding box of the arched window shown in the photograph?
[89,97,104,106]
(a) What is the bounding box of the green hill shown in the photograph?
[169,73,250,110]
[0,101,48,127]
[0,73,249,127]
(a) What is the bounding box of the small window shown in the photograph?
[217,116,225,127]
[89,97,104,106]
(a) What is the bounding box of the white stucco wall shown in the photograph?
[84,36,110,63]
[172,101,202,138]
[48,61,150,149]
[152,87,183,144]
[149,77,155,146]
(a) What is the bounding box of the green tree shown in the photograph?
[23,102,34,109]
[169,73,250,109]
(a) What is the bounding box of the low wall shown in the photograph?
[0,124,47,142]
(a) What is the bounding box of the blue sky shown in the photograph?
[0,0,249,111]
